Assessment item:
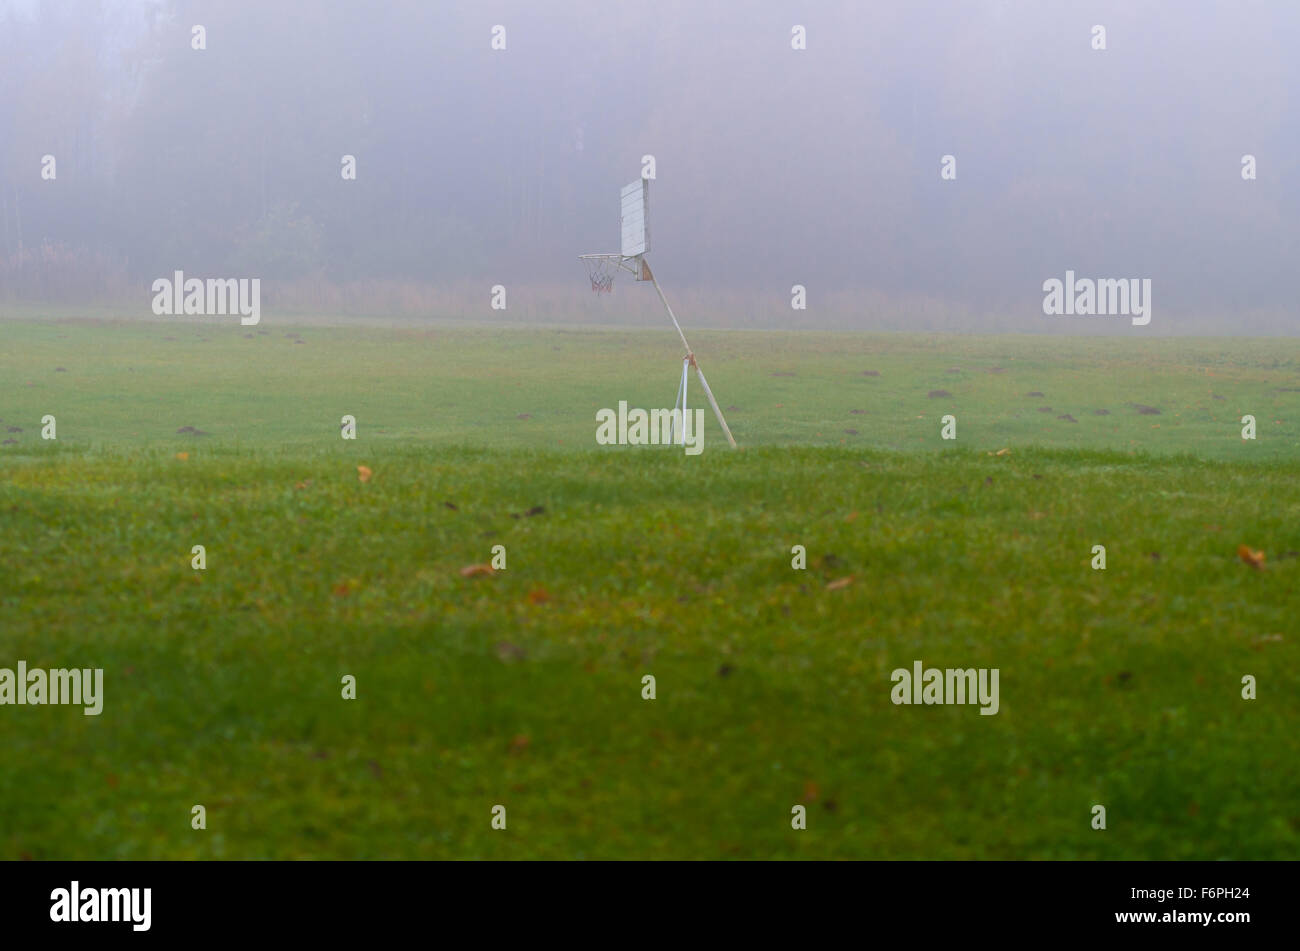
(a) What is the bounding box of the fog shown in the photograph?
[2,0,1298,332]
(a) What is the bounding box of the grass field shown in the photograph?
[1,316,1298,858]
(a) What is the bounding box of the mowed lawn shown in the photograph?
[2,315,1299,457]
[1,317,1298,858]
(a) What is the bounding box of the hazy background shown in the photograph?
[1,0,1297,332]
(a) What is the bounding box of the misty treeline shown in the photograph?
[1,0,1298,332]
[1,0,529,311]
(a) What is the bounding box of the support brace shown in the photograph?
[644,259,738,450]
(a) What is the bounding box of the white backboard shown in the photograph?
[620,178,649,257]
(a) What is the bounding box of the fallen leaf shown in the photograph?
[526,587,550,605]
[495,641,526,662]
[510,734,530,754]
[825,576,853,591]
[357,465,372,483]
[803,780,820,802]
[1237,545,1265,569]
[995,448,1011,456]
[175,452,188,461]
[460,563,495,578]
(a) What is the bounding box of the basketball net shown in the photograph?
[583,256,617,294]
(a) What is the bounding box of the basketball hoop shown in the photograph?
[579,253,645,294]
[581,254,618,294]
[578,176,738,449]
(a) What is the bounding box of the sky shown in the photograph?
[1,0,1298,332]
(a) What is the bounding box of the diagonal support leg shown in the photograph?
[689,353,738,450]
[644,257,739,450]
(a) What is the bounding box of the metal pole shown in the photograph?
[644,259,692,353]
[644,258,738,450]
[671,355,688,446]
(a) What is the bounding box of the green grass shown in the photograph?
[3,317,1299,457]
[1,317,1298,858]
